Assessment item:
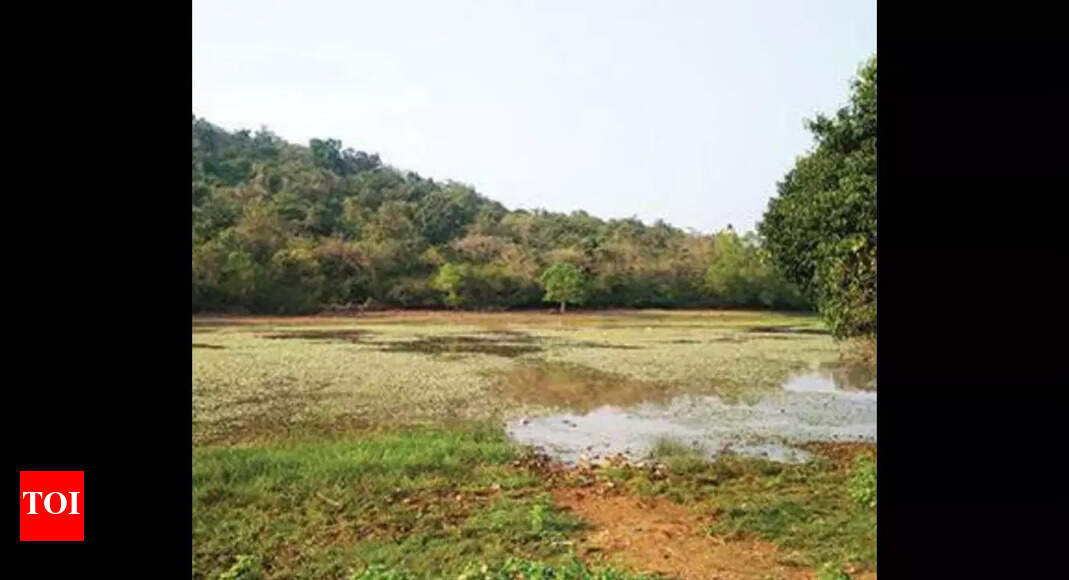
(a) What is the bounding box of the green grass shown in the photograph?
[194,427,875,578]
[848,454,877,508]
[601,439,877,575]
[352,557,660,580]
[195,427,633,579]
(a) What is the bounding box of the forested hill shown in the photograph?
[192,117,807,314]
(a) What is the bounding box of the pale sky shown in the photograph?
[193,0,874,233]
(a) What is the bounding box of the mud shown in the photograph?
[261,330,374,343]
[566,341,643,350]
[374,335,544,358]
[554,488,812,580]
[745,326,829,335]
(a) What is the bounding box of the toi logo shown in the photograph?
[19,471,84,541]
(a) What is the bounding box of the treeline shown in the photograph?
[192,118,808,314]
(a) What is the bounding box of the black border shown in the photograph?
[10,3,190,575]
[878,2,1068,577]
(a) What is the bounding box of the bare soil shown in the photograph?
[553,486,813,580]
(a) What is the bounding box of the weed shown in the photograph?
[217,554,262,580]
[602,444,875,571]
[816,562,852,580]
[848,454,876,507]
[647,437,709,475]
[350,556,658,580]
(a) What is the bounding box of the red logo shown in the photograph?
[19,471,84,541]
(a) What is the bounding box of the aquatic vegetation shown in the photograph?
[192,311,841,445]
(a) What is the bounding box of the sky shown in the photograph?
[193,0,874,234]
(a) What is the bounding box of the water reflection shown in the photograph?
[507,366,876,464]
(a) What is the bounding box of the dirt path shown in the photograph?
[552,487,813,580]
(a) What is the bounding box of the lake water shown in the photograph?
[507,368,876,464]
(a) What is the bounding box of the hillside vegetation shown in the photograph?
[193,122,807,315]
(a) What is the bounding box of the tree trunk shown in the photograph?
[560,301,566,314]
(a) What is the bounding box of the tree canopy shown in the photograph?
[540,262,589,313]
[758,56,876,338]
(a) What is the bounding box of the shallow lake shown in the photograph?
[507,367,876,464]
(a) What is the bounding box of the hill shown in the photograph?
[192,117,807,314]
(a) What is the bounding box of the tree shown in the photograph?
[432,263,469,308]
[702,229,807,310]
[309,138,344,173]
[310,138,380,175]
[415,185,482,245]
[757,56,876,337]
[540,262,587,313]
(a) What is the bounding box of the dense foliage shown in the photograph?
[193,117,809,314]
[540,262,588,312]
[758,56,876,337]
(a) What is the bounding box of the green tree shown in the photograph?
[757,56,876,337]
[704,230,808,309]
[540,262,587,313]
[415,184,483,245]
[705,229,754,304]
[432,263,469,308]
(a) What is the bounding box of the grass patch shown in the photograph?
[848,453,877,508]
[194,427,608,579]
[352,556,660,579]
[647,437,710,476]
[604,443,877,574]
